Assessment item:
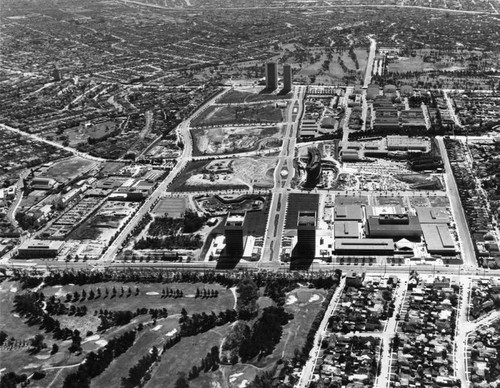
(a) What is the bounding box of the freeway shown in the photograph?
[0,123,105,162]
[436,136,477,268]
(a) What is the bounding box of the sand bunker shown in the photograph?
[230,373,244,383]
[286,295,298,305]
[83,334,100,343]
[95,339,108,347]
[146,292,159,296]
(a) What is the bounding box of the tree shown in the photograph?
[0,331,7,346]
[236,277,259,320]
[51,343,59,354]
[174,374,190,388]
[30,334,45,353]
[69,330,82,353]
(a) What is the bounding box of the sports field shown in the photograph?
[42,157,96,183]
[152,197,187,218]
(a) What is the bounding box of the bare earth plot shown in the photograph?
[191,125,284,156]
[169,157,278,192]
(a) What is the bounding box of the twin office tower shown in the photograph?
[265,62,292,92]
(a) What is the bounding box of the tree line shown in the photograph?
[179,308,237,337]
[63,330,136,388]
[13,268,342,292]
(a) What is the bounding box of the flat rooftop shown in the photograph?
[334,205,364,221]
[415,207,450,224]
[366,205,403,217]
[298,211,316,227]
[18,240,64,251]
[367,215,422,236]
[387,135,428,149]
[335,238,394,252]
[226,212,246,227]
[421,224,456,253]
[334,221,359,238]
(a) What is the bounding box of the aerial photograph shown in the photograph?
[0,0,499,387]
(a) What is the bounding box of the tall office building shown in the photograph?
[265,62,278,90]
[297,211,316,257]
[224,212,246,257]
[283,64,292,92]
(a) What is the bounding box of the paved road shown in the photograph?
[0,123,105,162]
[376,276,409,388]
[363,37,377,89]
[260,85,305,265]
[6,257,500,279]
[6,170,29,229]
[455,277,472,387]
[98,89,225,263]
[117,0,494,14]
[436,136,477,268]
[296,277,346,388]
[443,90,463,128]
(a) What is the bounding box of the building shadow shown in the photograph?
[277,89,292,96]
[289,245,315,270]
[259,87,276,94]
[215,254,242,270]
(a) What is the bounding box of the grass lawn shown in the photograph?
[409,196,431,208]
[43,157,95,183]
[0,281,42,340]
[277,288,326,359]
[35,365,80,388]
[194,287,328,388]
[91,319,179,388]
[374,196,405,206]
[0,340,85,380]
[429,196,451,207]
[43,282,236,317]
[387,56,429,73]
[218,89,292,104]
[192,103,284,127]
[334,195,369,206]
[144,323,232,388]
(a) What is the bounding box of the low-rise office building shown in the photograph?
[17,240,64,258]
[335,238,395,255]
